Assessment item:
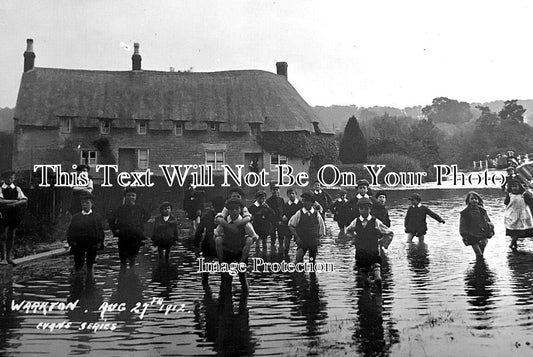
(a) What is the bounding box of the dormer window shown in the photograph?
[60,118,71,133]
[209,122,220,131]
[174,122,184,136]
[313,122,321,134]
[100,120,111,134]
[137,121,148,135]
[250,123,261,135]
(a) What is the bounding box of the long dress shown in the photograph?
[504,193,533,238]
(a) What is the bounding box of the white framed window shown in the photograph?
[60,118,71,133]
[209,122,220,131]
[80,150,97,166]
[138,149,149,169]
[137,121,148,135]
[174,122,184,136]
[270,154,288,171]
[100,120,111,134]
[205,151,225,170]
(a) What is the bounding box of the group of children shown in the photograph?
[56,168,533,288]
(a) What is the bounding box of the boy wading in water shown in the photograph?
[151,201,179,264]
[67,192,105,277]
[288,191,325,264]
[109,187,150,270]
[214,198,251,291]
[405,193,445,244]
[346,198,393,286]
[214,187,257,264]
[0,171,28,266]
[459,191,494,259]
[280,188,303,258]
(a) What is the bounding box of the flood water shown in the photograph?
[1,188,533,356]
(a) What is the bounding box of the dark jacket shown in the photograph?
[152,215,179,246]
[459,204,493,245]
[67,211,105,248]
[404,205,444,234]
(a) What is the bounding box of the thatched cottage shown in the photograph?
[12,39,334,189]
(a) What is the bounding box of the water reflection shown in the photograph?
[0,267,20,352]
[507,250,533,326]
[464,259,497,329]
[3,188,533,356]
[193,281,256,356]
[351,254,399,356]
[406,242,430,306]
[287,272,327,353]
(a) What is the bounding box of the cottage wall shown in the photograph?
[13,123,311,194]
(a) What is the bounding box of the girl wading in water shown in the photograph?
[459,191,494,259]
[504,180,533,250]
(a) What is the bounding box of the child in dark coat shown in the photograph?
[281,188,303,257]
[109,187,150,270]
[346,198,393,286]
[195,196,226,284]
[459,192,494,258]
[266,184,285,251]
[405,193,445,243]
[328,189,351,234]
[152,201,179,264]
[67,192,105,276]
[373,191,391,228]
[249,190,275,252]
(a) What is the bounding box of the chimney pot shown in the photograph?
[276,61,288,79]
[132,42,142,71]
[23,38,36,72]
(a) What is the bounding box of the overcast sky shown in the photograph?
[1,0,532,109]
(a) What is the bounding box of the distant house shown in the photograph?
[12,39,333,191]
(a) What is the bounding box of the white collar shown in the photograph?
[254,201,261,207]
[338,197,347,202]
[288,199,299,205]
[81,209,93,215]
[314,189,322,194]
[1,183,15,189]
[412,203,421,207]
[302,207,315,215]
[359,214,372,221]
[163,215,170,221]
[356,193,369,199]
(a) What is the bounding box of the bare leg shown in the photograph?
[240,237,253,263]
[418,234,425,244]
[373,264,382,285]
[479,239,488,254]
[215,236,224,262]
[295,248,305,263]
[6,228,16,265]
[510,236,518,250]
[472,244,483,258]
[406,233,414,243]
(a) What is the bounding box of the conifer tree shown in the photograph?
[339,116,367,163]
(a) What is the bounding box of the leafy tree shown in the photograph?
[422,97,473,124]
[339,116,367,163]
[499,99,526,123]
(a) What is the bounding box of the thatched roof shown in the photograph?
[14,68,332,133]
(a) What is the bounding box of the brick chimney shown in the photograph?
[132,42,141,71]
[24,39,35,72]
[276,62,288,79]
